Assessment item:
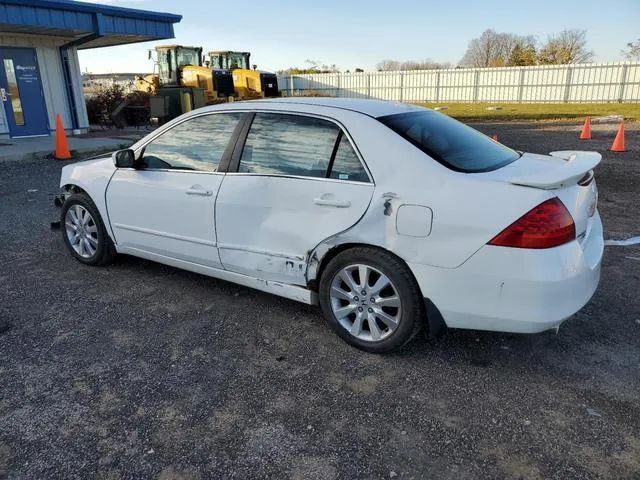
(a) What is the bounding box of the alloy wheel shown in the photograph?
[65,204,99,259]
[329,264,402,342]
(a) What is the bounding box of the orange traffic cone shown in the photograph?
[579,117,591,140]
[492,134,498,142]
[54,114,71,160]
[610,122,626,152]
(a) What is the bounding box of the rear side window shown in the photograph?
[378,110,520,173]
[329,134,369,182]
[238,113,370,182]
[240,113,338,178]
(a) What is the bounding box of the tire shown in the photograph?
[61,192,116,266]
[318,247,423,353]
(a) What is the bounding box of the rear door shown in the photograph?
[215,111,374,285]
[106,112,244,268]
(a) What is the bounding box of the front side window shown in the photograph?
[141,113,242,171]
[239,113,339,178]
[378,110,521,173]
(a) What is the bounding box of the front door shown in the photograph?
[106,112,244,268]
[0,47,49,137]
[215,112,375,285]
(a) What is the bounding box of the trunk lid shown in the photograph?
[476,151,601,242]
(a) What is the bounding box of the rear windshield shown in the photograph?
[378,110,521,173]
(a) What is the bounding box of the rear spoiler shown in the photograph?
[508,151,602,190]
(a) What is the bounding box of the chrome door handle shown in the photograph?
[185,188,213,197]
[313,197,351,208]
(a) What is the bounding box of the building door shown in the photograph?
[0,47,49,137]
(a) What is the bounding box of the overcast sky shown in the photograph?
[78,0,640,73]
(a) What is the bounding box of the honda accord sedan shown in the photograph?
[56,98,603,353]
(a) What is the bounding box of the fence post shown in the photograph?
[289,75,294,96]
[617,64,629,103]
[336,73,341,98]
[472,70,480,102]
[563,66,573,103]
[435,71,440,103]
[517,68,525,103]
[399,72,404,102]
[367,73,371,99]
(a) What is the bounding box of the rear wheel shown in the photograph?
[318,247,423,353]
[61,193,116,266]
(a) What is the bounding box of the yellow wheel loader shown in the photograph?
[144,45,236,122]
[208,50,279,99]
[134,74,159,94]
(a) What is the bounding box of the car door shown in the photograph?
[106,112,244,268]
[215,111,375,285]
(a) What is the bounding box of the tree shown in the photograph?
[508,42,538,66]
[537,29,594,64]
[355,68,364,73]
[622,39,640,60]
[459,29,536,67]
[376,59,401,71]
[376,59,451,71]
[277,59,340,75]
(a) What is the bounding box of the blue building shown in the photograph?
[0,0,181,138]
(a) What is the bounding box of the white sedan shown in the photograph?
[56,98,603,353]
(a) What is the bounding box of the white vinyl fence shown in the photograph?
[278,62,640,103]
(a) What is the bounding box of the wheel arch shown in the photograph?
[308,242,447,338]
[61,183,89,195]
[308,242,416,293]
[59,183,116,244]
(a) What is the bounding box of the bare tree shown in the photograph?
[376,60,402,71]
[459,29,501,67]
[459,30,536,67]
[538,29,594,64]
[376,59,451,71]
[622,39,640,60]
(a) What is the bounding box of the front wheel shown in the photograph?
[318,247,423,353]
[61,193,116,266]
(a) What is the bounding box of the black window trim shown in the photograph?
[325,130,343,179]
[227,110,374,184]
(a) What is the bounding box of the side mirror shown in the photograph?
[112,149,136,168]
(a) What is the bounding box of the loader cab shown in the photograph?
[208,51,251,71]
[154,45,203,87]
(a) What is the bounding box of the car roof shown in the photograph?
[205,97,425,118]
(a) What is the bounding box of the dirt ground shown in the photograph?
[0,121,639,479]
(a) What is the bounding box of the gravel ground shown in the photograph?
[1,121,639,480]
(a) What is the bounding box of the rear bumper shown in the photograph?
[411,212,604,334]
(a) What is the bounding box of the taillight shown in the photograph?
[488,198,575,249]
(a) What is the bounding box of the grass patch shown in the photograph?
[416,103,640,122]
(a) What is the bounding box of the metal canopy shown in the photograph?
[0,0,182,48]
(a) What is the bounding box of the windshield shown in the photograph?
[210,53,248,70]
[176,49,200,68]
[228,53,248,69]
[378,110,520,173]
